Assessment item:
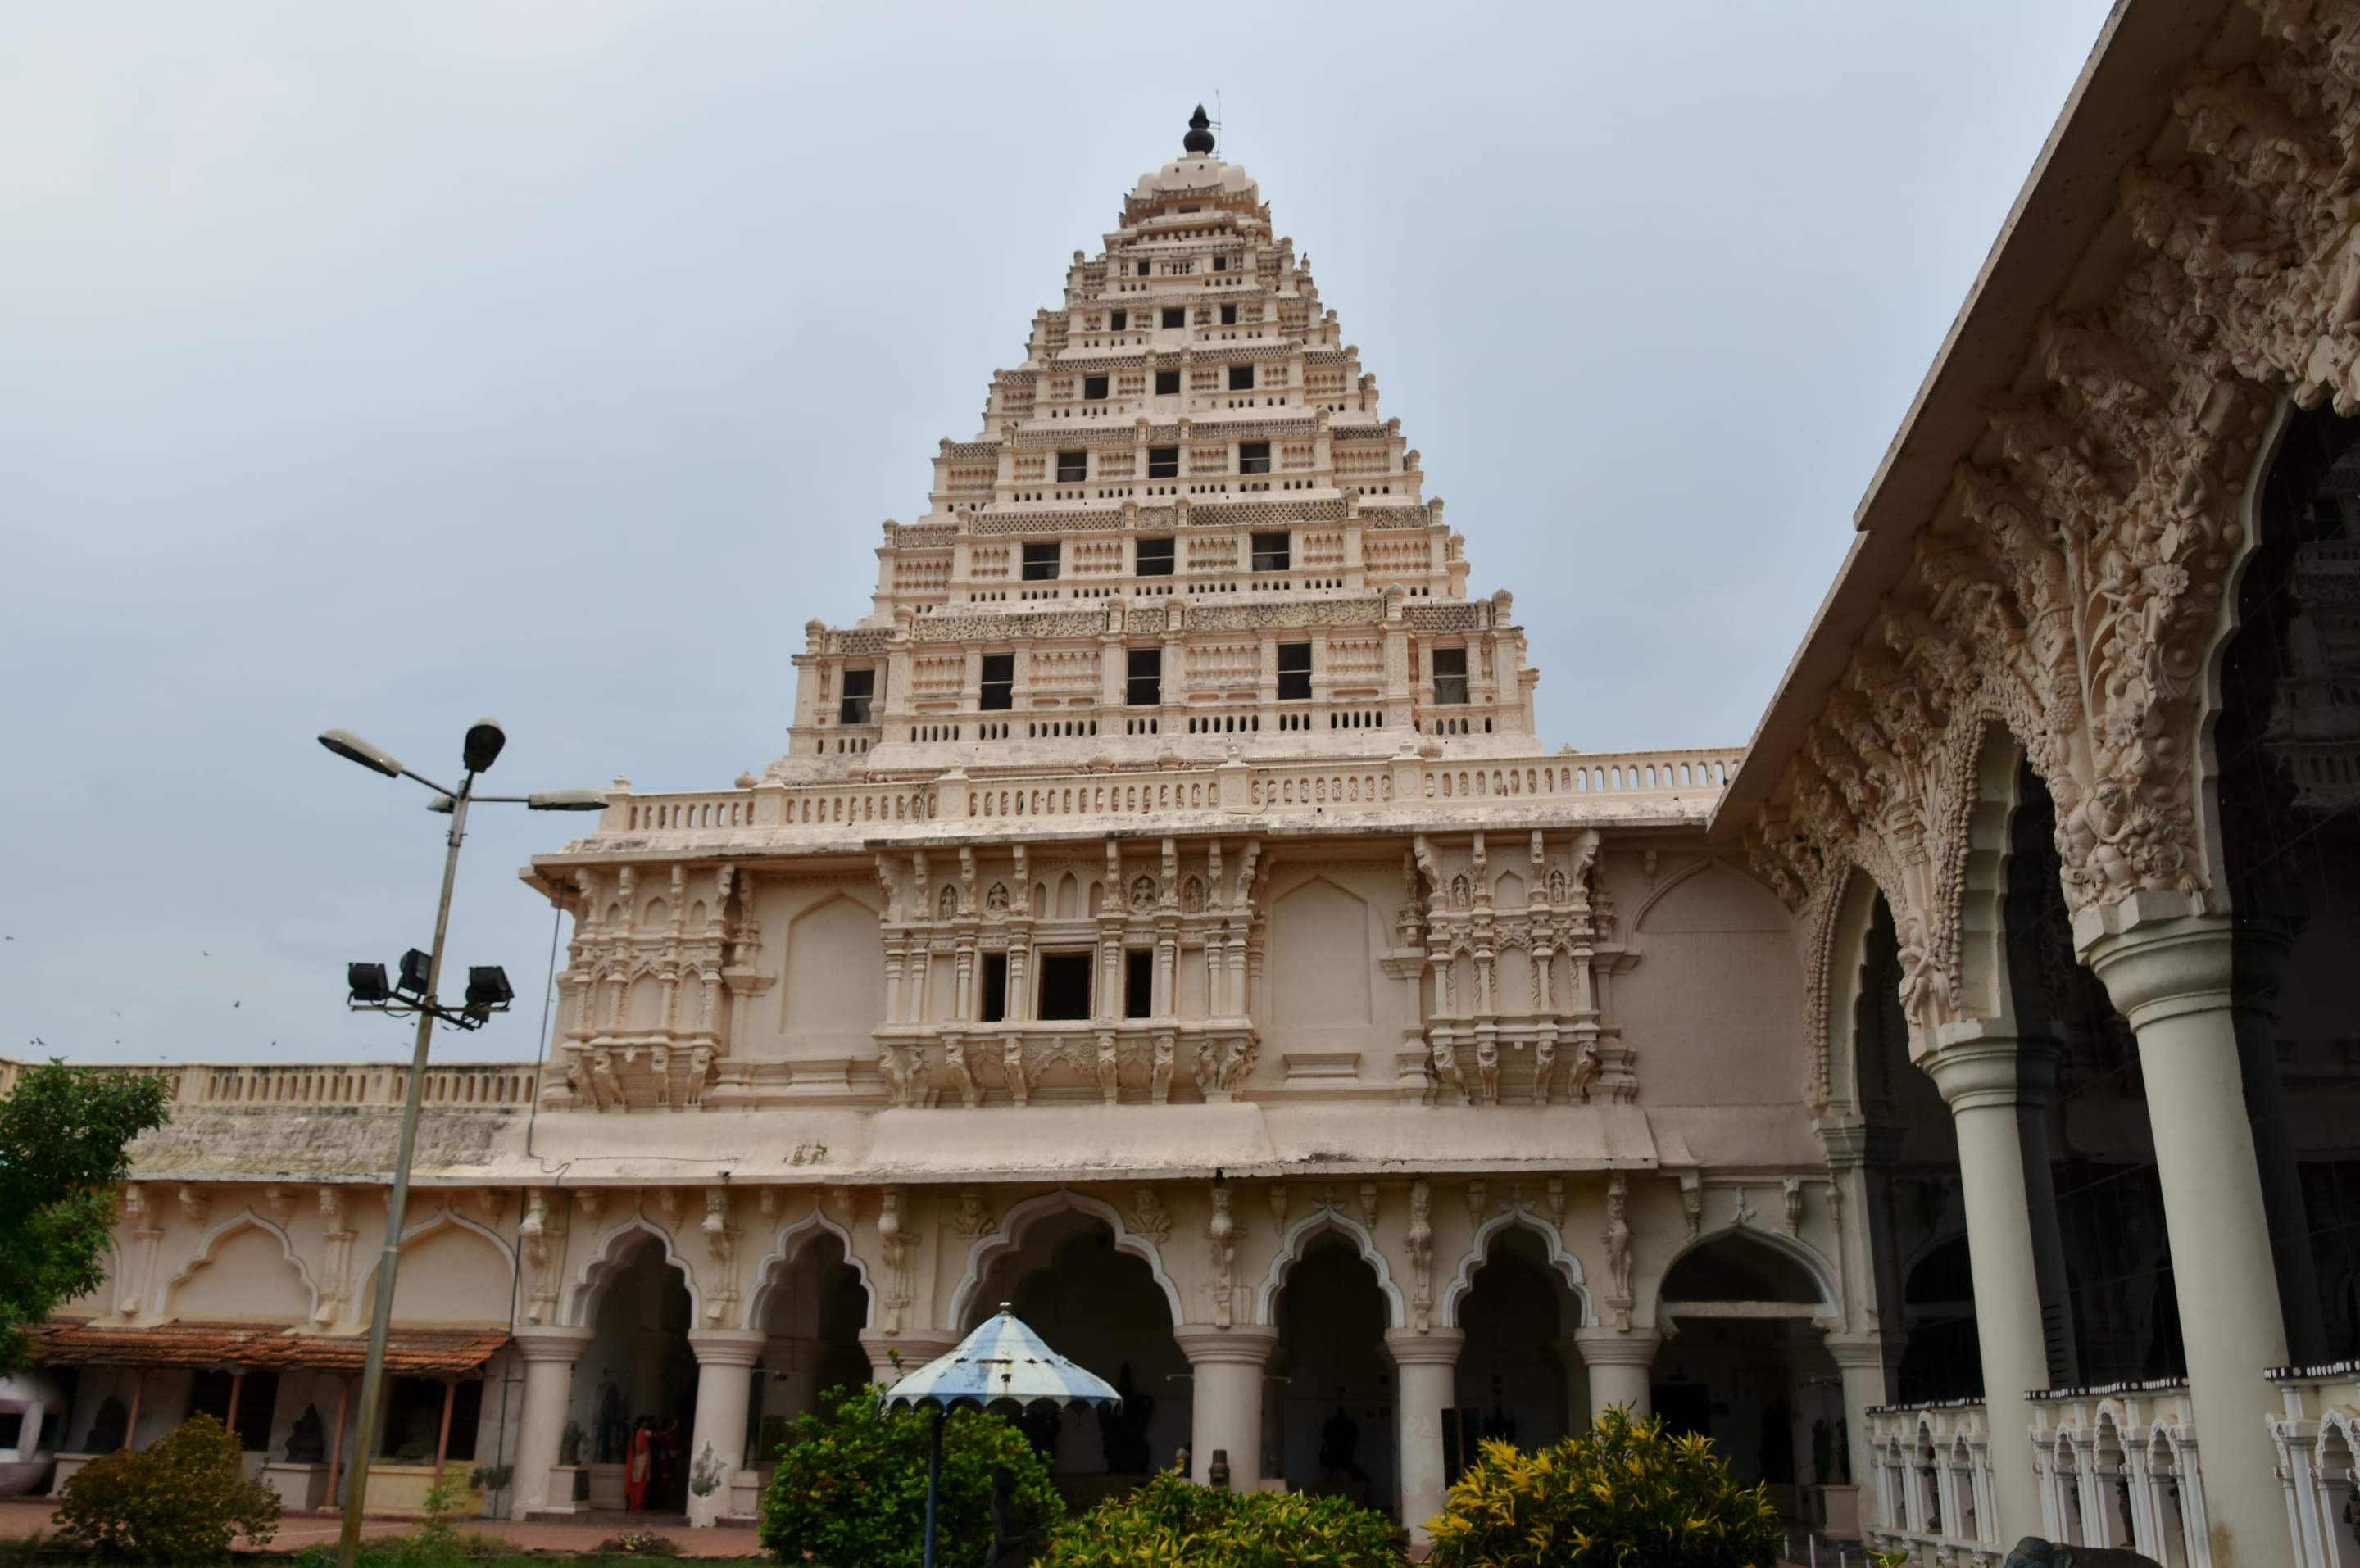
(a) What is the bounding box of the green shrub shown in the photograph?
[1425,1407,1782,1568]
[54,1412,282,1563]
[758,1384,1061,1568]
[1035,1471,1401,1568]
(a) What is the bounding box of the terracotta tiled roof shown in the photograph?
[32,1322,509,1376]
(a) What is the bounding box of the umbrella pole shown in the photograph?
[922,1403,944,1568]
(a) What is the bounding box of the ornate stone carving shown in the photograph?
[1602,1173,1633,1331]
[1407,1178,1433,1333]
[1130,1187,1173,1243]
[1207,1183,1237,1329]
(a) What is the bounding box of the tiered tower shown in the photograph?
[779,107,1536,778]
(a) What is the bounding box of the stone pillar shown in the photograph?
[683,1329,765,1527]
[2085,914,2294,1568]
[1922,1025,2049,1547]
[1572,1327,1660,1422]
[763,1335,824,1427]
[1547,1337,1590,1442]
[1384,1328,1464,1547]
[860,1330,960,1392]
[1173,1325,1277,1490]
[1822,1334,1900,1539]
[510,1327,592,1520]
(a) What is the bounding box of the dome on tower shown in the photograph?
[1127,109,1259,220]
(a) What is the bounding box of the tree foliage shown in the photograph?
[0,1059,170,1371]
[1037,1471,1402,1568]
[1425,1407,1784,1568]
[758,1384,1062,1568]
[55,1413,281,1563]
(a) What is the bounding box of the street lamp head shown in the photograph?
[462,718,506,774]
[526,790,610,812]
[320,729,403,778]
[426,794,456,815]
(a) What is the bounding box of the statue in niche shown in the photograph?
[283,1404,326,1464]
[85,1397,128,1454]
[1181,877,1205,913]
[1450,874,1472,909]
[938,885,958,919]
[984,881,1010,914]
[594,1380,629,1465]
[1129,875,1158,913]
[392,1404,440,1462]
[1093,1365,1155,1474]
[1547,867,1568,904]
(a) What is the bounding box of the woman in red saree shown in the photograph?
[624,1418,654,1511]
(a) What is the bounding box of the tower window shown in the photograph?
[1137,261,1151,277]
[1433,648,1469,705]
[838,668,875,724]
[1082,374,1110,401]
[1239,441,1271,475]
[1037,952,1093,1021]
[1278,641,1312,700]
[1110,309,1128,330]
[1125,949,1154,1018]
[980,653,1014,711]
[1147,446,1179,479]
[1127,647,1162,706]
[980,953,1009,1022]
[1251,532,1290,571]
[1137,536,1175,576]
[1228,365,1254,392]
[1055,450,1087,483]
[1220,303,1238,325]
[1161,307,1185,329]
[1022,542,1061,581]
[1214,256,1228,273]
[1155,369,1182,396]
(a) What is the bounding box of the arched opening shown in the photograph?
[1656,1232,1836,1517]
[1274,1236,1395,1515]
[571,1235,696,1514]
[1898,1236,1982,1402]
[2213,404,2360,1366]
[968,1209,1187,1507]
[748,1226,870,1471]
[1452,1230,1582,1454]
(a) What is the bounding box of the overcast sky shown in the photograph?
[0,2,2117,1066]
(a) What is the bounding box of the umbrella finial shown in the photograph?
[998,1301,1013,1314]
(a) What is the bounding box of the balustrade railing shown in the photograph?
[0,1058,539,1114]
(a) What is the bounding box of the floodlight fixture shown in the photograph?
[463,966,513,1014]
[347,963,391,1004]
[319,729,403,778]
[461,718,506,773]
[397,948,432,998]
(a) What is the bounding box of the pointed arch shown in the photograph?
[1654,1223,1840,1315]
[1627,855,1715,931]
[163,1208,320,1321]
[561,1212,700,1327]
[1253,1204,1406,1329]
[946,1189,1181,1329]
[742,1203,874,1331]
[351,1207,519,1323]
[1436,1204,1595,1329]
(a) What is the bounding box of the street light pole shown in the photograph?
[336,769,474,1568]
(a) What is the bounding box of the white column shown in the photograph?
[1571,1327,1660,1421]
[683,1329,765,1527]
[1922,1024,2050,1547]
[1384,1327,1464,1547]
[859,1330,959,1392]
[2086,914,2294,1568]
[1173,1325,1276,1489]
[1822,1335,1899,1540]
[509,1327,592,1520]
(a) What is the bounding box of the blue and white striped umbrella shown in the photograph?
[881,1305,1122,1412]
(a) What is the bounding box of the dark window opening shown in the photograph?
[1161,306,1185,329]
[1432,648,1468,705]
[0,1412,19,1450]
[1220,303,1238,324]
[1082,374,1109,401]
[1125,949,1154,1018]
[1214,256,1228,273]
[1137,537,1175,577]
[980,653,1014,711]
[1239,441,1271,475]
[1055,450,1087,484]
[1037,952,1093,1021]
[378,1376,478,1462]
[1155,369,1181,396]
[1022,542,1061,581]
[838,668,875,725]
[1228,365,1253,392]
[1137,261,1150,277]
[1147,446,1179,478]
[1109,310,1128,330]
[1278,641,1312,701]
[1127,647,1162,706]
[980,954,1009,1022]
[1251,531,1291,572]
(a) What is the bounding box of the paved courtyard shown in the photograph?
[0,1498,765,1557]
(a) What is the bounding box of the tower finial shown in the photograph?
[1182,104,1215,156]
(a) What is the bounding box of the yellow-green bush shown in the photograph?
[1035,1471,1400,1568]
[54,1413,281,1564]
[1425,1407,1782,1568]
